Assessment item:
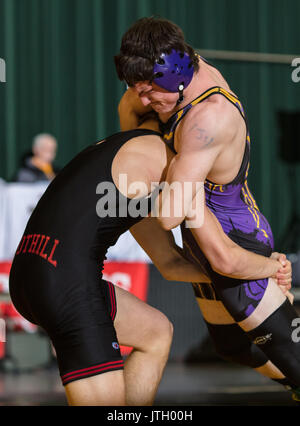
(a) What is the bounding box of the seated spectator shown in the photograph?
[13,133,58,183]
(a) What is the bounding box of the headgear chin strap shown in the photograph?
[152,49,194,105]
[177,84,185,105]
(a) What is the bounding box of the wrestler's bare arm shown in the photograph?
[118,88,152,131]
[130,217,210,283]
[118,91,292,288]
[155,103,225,230]
[154,105,291,287]
[192,205,291,283]
[130,210,291,287]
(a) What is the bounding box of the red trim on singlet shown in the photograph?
[107,281,116,320]
[61,360,124,384]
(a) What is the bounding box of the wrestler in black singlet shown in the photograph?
[9,128,160,386]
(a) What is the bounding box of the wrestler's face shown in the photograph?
[134,81,179,115]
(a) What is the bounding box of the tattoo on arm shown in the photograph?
[190,124,214,147]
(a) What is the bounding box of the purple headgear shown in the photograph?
[152,49,194,93]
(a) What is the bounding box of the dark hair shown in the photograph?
[114,16,199,86]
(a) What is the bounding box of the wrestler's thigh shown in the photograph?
[238,278,286,332]
[196,297,271,368]
[113,285,173,349]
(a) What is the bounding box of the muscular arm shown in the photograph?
[155,104,224,230]
[118,91,291,286]
[130,217,210,283]
[155,106,290,282]
[193,206,285,281]
[130,209,289,283]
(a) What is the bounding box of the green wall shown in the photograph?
[0,0,300,247]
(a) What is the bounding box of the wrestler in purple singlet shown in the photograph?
[161,86,274,322]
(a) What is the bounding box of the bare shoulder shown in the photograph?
[112,133,174,196]
[121,133,173,166]
[126,133,164,151]
[176,94,238,153]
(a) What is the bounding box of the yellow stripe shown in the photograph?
[242,186,260,227]
[254,207,260,228]
[241,187,252,207]
[245,183,269,238]
[245,164,250,179]
[245,181,259,211]
[211,184,224,192]
[164,131,174,141]
[191,87,221,106]
[244,184,260,227]
[247,207,259,228]
[242,184,269,239]
[218,86,238,99]
[176,109,184,121]
[218,88,245,119]
[243,183,268,234]
[219,88,238,103]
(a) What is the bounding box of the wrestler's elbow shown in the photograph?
[157,216,183,231]
[210,250,236,276]
[212,261,235,276]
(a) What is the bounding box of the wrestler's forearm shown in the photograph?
[191,207,282,281]
[118,88,152,131]
[218,246,281,280]
[130,217,210,283]
[163,248,211,283]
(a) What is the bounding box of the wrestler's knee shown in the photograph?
[113,285,173,355]
[145,312,173,355]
